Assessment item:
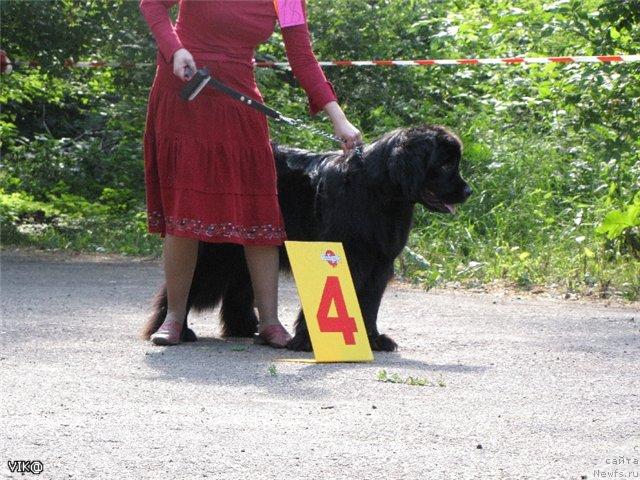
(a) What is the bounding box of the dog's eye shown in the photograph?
[441,163,454,173]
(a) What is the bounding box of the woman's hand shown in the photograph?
[333,118,363,153]
[323,101,363,153]
[172,48,197,81]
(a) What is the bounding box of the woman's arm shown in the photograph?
[281,1,362,151]
[139,0,184,64]
[281,22,337,117]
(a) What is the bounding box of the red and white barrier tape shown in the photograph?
[305,54,640,67]
[6,55,640,71]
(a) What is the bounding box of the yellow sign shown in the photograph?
[283,241,373,363]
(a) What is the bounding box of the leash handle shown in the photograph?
[184,66,285,119]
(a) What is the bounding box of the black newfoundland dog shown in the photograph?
[142,124,471,351]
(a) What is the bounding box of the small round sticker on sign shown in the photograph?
[321,250,340,267]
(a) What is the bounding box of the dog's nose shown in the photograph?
[463,185,473,198]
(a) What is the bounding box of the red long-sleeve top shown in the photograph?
[139,0,338,116]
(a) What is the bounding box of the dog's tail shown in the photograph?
[140,286,168,340]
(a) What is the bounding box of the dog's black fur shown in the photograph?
[142,124,471,351]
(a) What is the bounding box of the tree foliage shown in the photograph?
[1,0,638,297]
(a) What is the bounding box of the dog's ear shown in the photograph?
[431,129,462,165]
[387,130,433,199]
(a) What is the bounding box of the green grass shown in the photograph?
[376,369,446,387]
[1,214,161,257]
[0,189,162,256]
[395,127,640,301]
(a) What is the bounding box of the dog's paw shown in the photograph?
[287,334,312,352]
[370,333,397,352]
[181,327,198,343]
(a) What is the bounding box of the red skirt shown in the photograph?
[143,54,287,246]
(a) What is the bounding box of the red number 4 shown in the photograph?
[316,276,358,345]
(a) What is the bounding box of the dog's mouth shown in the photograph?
[420,190,457,214]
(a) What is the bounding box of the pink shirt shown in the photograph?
[139,0,338,116]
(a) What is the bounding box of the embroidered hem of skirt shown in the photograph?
[148,210,287,246]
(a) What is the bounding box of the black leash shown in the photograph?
[180,67,363,156]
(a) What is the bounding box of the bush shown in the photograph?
[1,0,638,298]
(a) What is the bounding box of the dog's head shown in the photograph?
[382,124,471,213]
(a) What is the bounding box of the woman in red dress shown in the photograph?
[140,0,362,347]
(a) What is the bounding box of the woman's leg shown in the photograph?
[164,233,199,321]
[243,245,284,331]
[151,233,199,344]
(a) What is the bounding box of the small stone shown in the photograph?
[476,444,483,449]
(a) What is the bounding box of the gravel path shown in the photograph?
[1,248,638,479]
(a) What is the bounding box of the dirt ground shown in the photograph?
[1,247,638,479]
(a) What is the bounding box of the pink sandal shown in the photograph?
[254,324,292,349]
[150,318,183,346]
